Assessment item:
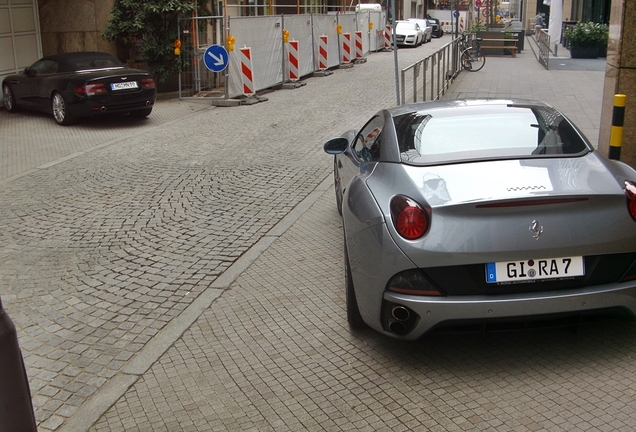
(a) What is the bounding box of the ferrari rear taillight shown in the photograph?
[75,83,107,96]
[142,77,155,89]
[387,270,443,296]
[626,181,636,221]
[390,195,430,240]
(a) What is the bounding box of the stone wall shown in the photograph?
[37,0,116,56]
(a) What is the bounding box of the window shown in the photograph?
[353,116,384,162]
[393,105,590,165]
[30,60,58,75]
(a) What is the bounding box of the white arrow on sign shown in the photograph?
[207,51,225,67]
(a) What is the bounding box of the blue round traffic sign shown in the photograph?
[453,10,460,18]
[203,45,229,73]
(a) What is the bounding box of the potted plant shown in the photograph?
[563,22,606,58]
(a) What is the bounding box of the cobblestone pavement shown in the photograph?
[3,37,632,432]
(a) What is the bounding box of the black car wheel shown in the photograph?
[344,244,365,329]
[130,107,153,119]
[51,92,75,126]
[3,83,18,112]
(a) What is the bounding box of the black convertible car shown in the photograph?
[2,52,156,126]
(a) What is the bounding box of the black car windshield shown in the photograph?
[394,104,591,165]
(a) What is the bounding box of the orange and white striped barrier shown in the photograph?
[354,31,364,59]
[385,25,392,49]
[318,35,328,70]
[288,40,299,81]
[240,47,255,97]
[341,33,351,64]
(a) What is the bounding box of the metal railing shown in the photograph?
[537,29,550,69]
[399,37,463,105]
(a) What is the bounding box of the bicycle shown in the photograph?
[458,34,486,72]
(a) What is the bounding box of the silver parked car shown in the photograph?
[407,18,433,43]
[324,100,636,340]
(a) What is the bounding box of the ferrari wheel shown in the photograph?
[344,245,365,329]
[51,92,75,126]
[3,83,18,112]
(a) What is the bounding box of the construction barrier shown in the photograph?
[227,15,283,97]
[313,15,340,70]
[282,15,315,79]
[287,40,300,81]
[355,31,364,59]
[191,11,385,99]
[318,35,328,70]
[240,47,255,96]
[341,33,352,64]
[385,25,392,49]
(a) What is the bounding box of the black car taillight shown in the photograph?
[625,181,636,221]
[75,83,107,96]
[390,195,430,240]
[387,269,444,296]
[142,77,156,89]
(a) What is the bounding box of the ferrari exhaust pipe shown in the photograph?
[388,319,408,335]
[391,305,410,322]
[100,106,106,112]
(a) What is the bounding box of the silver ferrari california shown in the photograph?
[324,100,636,340]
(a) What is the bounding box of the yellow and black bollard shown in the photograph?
[609,94,627,160]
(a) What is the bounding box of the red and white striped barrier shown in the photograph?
[385,25,392,49]
[459,17,464,32]
[240,47,255,97]
[354,31,364,59]
[341,33,351,64]
[318,35,328,70]
[288,40,299,81]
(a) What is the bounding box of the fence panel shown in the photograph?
[312,15,341,70]
[282,15,315,79]
[178,16,226,99]
[227,15,285,97]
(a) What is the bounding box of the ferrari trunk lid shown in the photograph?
[367,154,636,267]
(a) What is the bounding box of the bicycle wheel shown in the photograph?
[461,48,486,72]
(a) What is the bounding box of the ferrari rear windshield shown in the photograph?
[394,105,592,164]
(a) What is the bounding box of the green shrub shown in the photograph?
[564,22,608,49]
[103,0,209,84]
[463,22,487,35]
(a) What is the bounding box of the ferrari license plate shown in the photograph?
[111,81,138,90]
[486,256,584,284]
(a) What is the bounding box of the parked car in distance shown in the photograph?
[2,52,156,126]
[407,18,433,43]
[323,99,636,340]
[355,3,382,12]
[427,17,444,37]
[394,21,424,47]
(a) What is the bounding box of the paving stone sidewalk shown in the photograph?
[3,36,626,432]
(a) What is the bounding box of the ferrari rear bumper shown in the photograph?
[383,282,636,340]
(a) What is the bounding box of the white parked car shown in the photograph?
[407,18,433,43]
[394,21,423,47]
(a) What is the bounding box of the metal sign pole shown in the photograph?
[392,0,400,106]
